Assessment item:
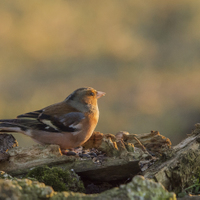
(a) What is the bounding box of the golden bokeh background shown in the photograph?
[1,0,200,146]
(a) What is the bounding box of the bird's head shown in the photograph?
[65,87,105,112]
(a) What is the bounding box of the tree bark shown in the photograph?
[143,123,200,193]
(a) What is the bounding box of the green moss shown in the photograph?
[26,166,85,193]
[177,171,200,197]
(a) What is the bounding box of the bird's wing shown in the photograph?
[38,112,85,132]
[17,109,43,119]
[17,101,85,132]
[5,111,85,133]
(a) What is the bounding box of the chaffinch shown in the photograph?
[0,87,105,150]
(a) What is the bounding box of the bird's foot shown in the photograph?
[62,146,83,156]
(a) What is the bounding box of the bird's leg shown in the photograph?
[61,146,83,156]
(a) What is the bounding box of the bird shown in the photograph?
[0,87,105,150]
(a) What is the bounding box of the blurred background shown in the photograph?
[0,0,200,147]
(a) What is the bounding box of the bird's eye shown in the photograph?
[89,92,95,96]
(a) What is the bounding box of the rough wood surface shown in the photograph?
[0,130,171,182]
[0,133,18,162]
[83,130,171,156]
[0,143,141,181]
[0,129,175,185]
[143,123,200,193]
[1,125,200,198]
[115,130,172,156]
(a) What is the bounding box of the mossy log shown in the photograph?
[0,143,141,181]
[1,124,199,194]
[0,130,170,182]
[143,123,200,194]
[0,175,176,200]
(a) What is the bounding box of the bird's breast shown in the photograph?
[71,110,99,147]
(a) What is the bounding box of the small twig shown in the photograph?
[133,136,154,158]
[133,136,146,152]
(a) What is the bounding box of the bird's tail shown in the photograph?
[0,118,58,134]
[0,119,30,133]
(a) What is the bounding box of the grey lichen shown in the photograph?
[0,174,176,200]
[120,176,176,200]
[93,175,176,200]
[0,178,54,200]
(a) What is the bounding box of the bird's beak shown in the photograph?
[96,91,106,99]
